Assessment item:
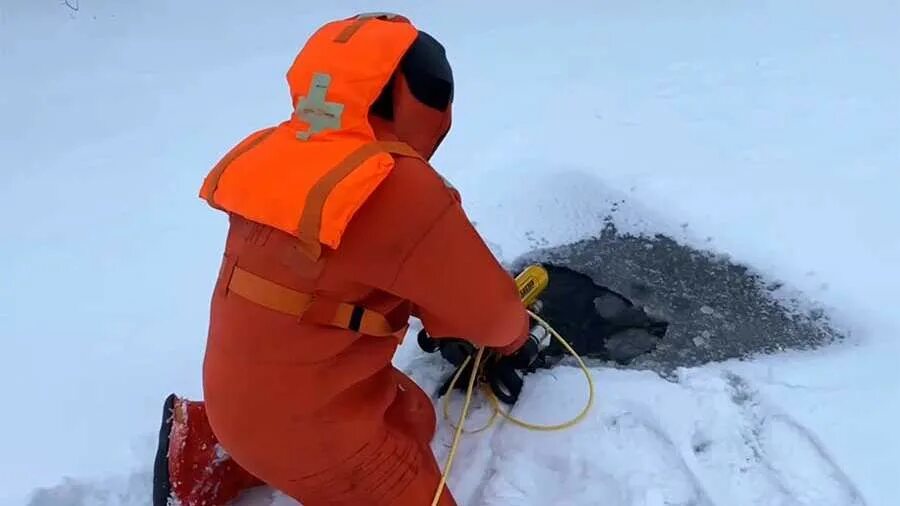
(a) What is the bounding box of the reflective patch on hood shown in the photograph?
[295,73,345,141]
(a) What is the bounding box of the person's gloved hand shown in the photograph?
[417,325,546,404]
[417,329,474,366]
[418,329,477,397]
[482,354,524,404]
[483,318,558,404]
[504,333,541,370]
[439,339,476,368]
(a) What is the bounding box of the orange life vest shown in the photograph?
[199,14,422,260]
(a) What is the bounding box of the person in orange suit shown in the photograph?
[153,13,530,506]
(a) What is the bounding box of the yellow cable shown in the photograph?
[431,347,484,506]
[434,310,595,503]
[486,309,595,431]
[442,383,499,434]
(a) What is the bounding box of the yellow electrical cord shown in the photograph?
[430,309,595,505]
[431,347,484,506]
[441,360,499,435]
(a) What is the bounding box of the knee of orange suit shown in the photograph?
[389,444,458,506]
[260,435,453,506]
[387,370,438,445]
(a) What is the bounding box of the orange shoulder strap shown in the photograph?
[296,141,422,259]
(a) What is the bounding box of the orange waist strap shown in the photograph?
[227,265,400,337]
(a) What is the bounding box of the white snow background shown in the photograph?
[1,1,898,505]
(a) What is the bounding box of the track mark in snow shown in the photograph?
[475,379,712,506]
[688,371,865,506]
[760,414,866,506]
[687,373,791,505]
[602,412,713,506]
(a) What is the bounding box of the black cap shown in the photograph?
[402,31,453,110]
[372,30,454,119]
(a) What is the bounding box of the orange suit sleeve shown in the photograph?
[390,202,529,354]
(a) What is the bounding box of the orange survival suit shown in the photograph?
[199,14,529,506]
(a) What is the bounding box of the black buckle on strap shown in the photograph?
[348,305,365,332]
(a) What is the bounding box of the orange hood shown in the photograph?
[285,14,453,160]
[201,14,453,260]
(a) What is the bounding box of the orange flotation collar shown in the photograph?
[199,14,422,260]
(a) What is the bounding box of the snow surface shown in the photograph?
[2,1,898,505]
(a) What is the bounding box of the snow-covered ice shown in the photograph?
[2,1,897,505]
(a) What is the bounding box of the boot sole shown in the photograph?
[153,393,177,506]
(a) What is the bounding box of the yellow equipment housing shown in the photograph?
[514,264,550,308]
